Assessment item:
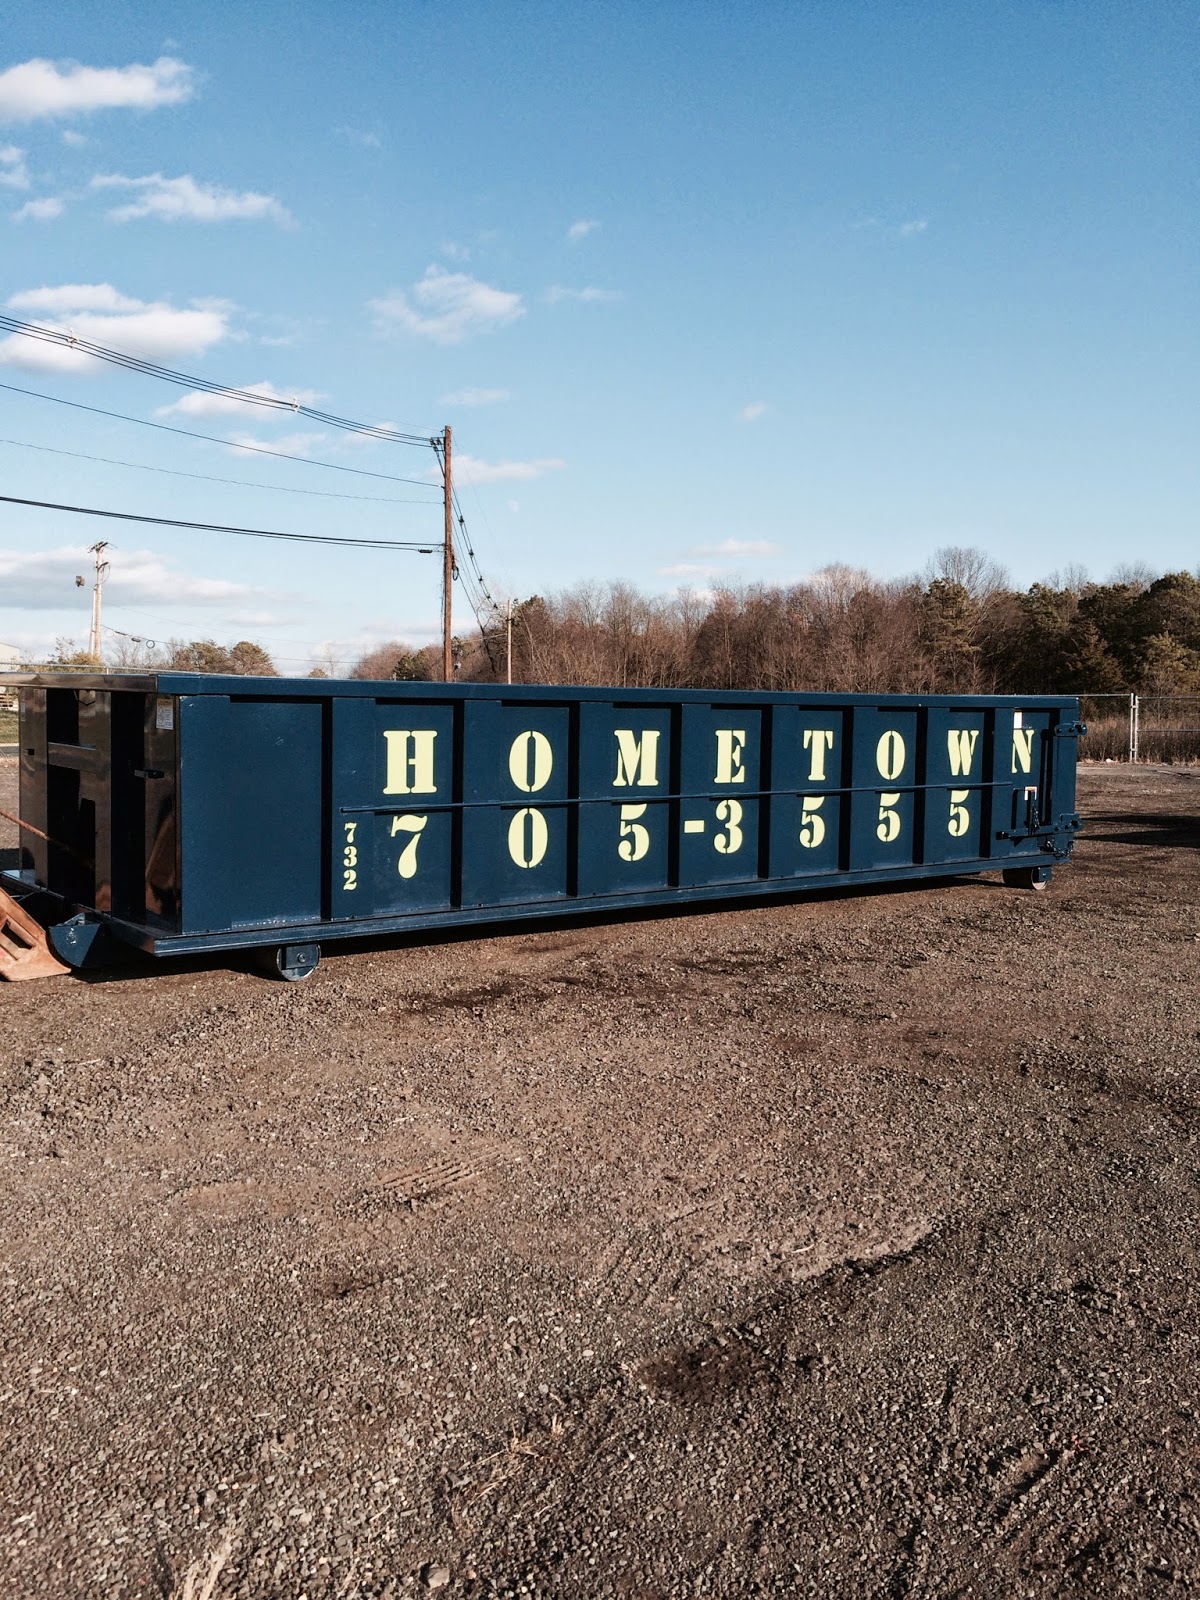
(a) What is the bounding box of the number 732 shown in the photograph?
[341,815,429,892]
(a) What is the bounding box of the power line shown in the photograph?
[0,493,440,552]
[430,436,499,611]
[458,563,488,621]
[103,623,159,646]
[0,323,518,652]
[0,380,438,487]
[428,433,503,640]
[0,315,434,447]
[0,432,442,505]
[455,499,499,608]
[465,474,512,597]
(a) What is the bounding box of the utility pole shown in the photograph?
[506,598,513,685]
[441,425,454,683]
[87,541,109,663]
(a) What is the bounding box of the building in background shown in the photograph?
[0,643,19,711]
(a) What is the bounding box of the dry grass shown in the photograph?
[1081,714,1200,764]
[461,1415,567,1513]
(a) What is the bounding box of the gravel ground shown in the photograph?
[1,759,1198,1598]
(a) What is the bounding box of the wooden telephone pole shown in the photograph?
[441,425,454,682]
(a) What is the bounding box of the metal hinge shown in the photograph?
[997,810,1082,844]
[1054,721,1087,739]
[1042,812,1083,859]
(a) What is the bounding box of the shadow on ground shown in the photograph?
[1082,811,1200,849]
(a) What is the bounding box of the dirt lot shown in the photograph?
[1,761,1198,1598]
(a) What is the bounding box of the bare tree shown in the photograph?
[925,546,1010,603]
[349,640,430,681]
[107,634,167,671]
[1109,561,1156,592]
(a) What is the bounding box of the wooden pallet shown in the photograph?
[0,887,69,981]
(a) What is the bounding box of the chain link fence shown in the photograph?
[1079,693,1200,763]
[1078,694,1136,762]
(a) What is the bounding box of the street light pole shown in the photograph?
[87,541,109,663]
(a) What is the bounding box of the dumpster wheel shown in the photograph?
[1002,866,1051,891]
[255,942,321,982]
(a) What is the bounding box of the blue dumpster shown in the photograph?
[1,675,1083,977]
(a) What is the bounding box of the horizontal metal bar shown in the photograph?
[339,778,1020,815]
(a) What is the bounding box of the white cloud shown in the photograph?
[0,57,194,123]
[852,215,930,239]
[9,282,142,313]
[1,283,234,372]
[371,266,524,344]
[694,539,780,558]
[226,430,329,458]
[0,144,29,188]
[111,557,256,606]
[439,386,510,408]
[156,381,325,420]
[544,285,620,305]
[13,196,63,222]
[61,128,87,147]
[567,218,599,242]
[738,401,767,423]
[92,172,292,225]
[453,453,565,486]
[0,545,257,609]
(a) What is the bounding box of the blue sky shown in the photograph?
[0,1,1196,672]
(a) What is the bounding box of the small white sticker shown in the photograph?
[1013,710,1023,728]
[155,698,175,732]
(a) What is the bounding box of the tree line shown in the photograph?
[48,636,279,676]
[44,548,1200,696]
[358,550,1200,697]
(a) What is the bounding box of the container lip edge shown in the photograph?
[0,671,1082,710]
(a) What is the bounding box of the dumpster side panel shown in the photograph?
[323,688,1084,932]
[17,687,48,880]
[179,696,324,932]
[4,675,1083,963]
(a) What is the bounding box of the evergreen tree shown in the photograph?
[1060,618,1125,693]
[1139,633,1200,694]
